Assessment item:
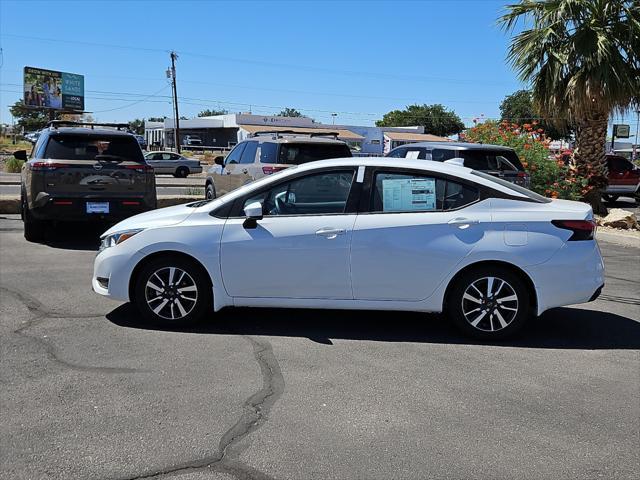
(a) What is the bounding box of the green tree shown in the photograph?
[9,101,56,131]
[376,104,464,137]
[198,109,228,117]
[499,90,570,140]
[129,118,145,134]
[278,107,304,117]
[500,0,640,213]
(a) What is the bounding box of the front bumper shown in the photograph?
[92,246,145,301]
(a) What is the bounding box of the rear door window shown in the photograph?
[278,143,352,164]
[387,147,407,158]
[459,150,523,171]
[259,142,279,164]
[240,141,258,164]
[44,135,144,162]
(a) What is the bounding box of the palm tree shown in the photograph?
[500,0,640,213]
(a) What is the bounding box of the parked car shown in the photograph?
[16,121,156,242]
[183,135,202,146]
[24,132,40,144]
[144,151,203,177]
[204,131,352,199]
[93,157,603,340]
[386,142,530,188]
[603,154,639,202]
[133,134,147,150]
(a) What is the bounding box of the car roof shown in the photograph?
[47,127,135,137]
[393,141,514,151]
[242,135,347,145]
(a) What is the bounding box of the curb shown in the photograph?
[0,195,202,215]
[596,230,640,249]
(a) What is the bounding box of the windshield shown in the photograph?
[44,134,145,162]
[472,170,550,203]
[278,143,352,165]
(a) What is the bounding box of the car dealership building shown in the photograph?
[144,114,450,155]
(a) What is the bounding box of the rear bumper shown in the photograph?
[30,195,155,221]
[524,240,605,315]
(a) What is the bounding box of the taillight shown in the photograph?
[30,162,69,171]
[121,201,140,206]
[551,220,596,241]
[517,172,528,177]
[125,164,154,173]
[262,166,287,175]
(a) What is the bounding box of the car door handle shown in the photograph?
[448,217,480,228]
[315,227,345,239]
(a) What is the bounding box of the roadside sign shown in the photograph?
[23,66,84,111]
[613,124,630,138]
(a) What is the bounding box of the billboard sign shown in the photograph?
[23,66,84,111]
[613,124,630,138]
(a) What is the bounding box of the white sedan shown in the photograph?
[93,158,604,339]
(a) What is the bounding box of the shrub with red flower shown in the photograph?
[461,121,589,201]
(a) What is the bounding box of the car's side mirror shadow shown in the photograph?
[243,201,263,229]
[13,150,28,161]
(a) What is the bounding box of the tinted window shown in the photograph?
[44,135,144,162]
[471,170,550,203]
[371,172,479,212]
[225,143,246,165]
[458,149,524,171]
[243,170,354,216]
[387,148,407,158]
[430,149,457,161]
[240,141,258,164]
[259,142,279,163]
[278,143,352,165]
[608,156,632,172]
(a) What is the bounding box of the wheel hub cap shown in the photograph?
[461,276,519,332]
[144,267,198,320]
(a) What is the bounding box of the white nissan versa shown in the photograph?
[93,158,604,339]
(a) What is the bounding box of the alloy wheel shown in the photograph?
[145,267,198,320]
[461,276,519,332]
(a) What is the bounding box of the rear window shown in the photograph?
[44,135,144,162]
[472,170,550,203]
[277,143,352,165]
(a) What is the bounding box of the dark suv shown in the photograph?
[387,142,530,188]
[16,121,157,242]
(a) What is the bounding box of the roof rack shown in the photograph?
[47,120,130,131]
[250,130,340,139]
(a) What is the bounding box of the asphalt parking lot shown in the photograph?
[1,214,638,480]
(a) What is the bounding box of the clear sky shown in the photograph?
[0,0,637,134]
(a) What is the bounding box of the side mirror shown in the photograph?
[243,201,263,229]
[13,150,28,161]
[214,156,224,166]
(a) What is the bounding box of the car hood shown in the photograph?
[102,203,197,236]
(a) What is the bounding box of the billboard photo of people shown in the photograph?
[24,67,84,111]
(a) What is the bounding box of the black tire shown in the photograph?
[22,194,46,242]
[602,194,619,202]
[133,255,212,327]
[446,266,531,340]
[205,183,216,200]
[176,166,189,178]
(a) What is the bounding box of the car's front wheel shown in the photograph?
[133,255,212,327]
[446,266,531,339]
[205,183,216,200]
[175,166,189,178]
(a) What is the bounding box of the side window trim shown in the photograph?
[225,142,246,165]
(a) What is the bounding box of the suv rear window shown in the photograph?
[44,135,144,162]
[458,150,524,171]
[277,143,352,165]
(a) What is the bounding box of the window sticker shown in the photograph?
[382,177,436,212]
[406,150,420,159]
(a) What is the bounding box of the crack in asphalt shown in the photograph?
[1,285,141,374]
[118,335,285,480]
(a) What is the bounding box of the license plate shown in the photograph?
[86,202,109,214]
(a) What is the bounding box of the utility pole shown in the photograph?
[170,51,181,153]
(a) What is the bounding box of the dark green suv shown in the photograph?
[16,121,157,242]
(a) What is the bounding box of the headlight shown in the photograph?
[99,229,144,251]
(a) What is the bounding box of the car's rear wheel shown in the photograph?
[133,255,212,327]
[446,266,531,339]
[22,194,46,242]
[175,166,189,178]
[205,183,216,200]
[602,194,619,202]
